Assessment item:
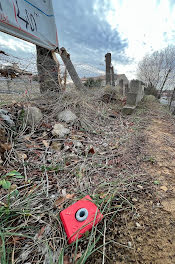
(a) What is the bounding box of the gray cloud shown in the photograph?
[0,0,130,76]
[53,0,129,72]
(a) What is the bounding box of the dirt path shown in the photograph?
[146,117,175,214]
[96,102,175,264]
[126,105,175,264]
[139,113,175,263]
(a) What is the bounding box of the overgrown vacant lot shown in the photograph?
[0,88,175,264]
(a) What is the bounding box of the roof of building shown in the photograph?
[81,74,128,82]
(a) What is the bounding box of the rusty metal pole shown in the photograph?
[60,47,85,91]
[105,53,111,85]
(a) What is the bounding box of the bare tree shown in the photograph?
[137,51,162,89]
[137,45,175,97]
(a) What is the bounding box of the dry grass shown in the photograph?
[0,85,158,263]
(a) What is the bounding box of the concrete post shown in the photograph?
[119,79,123,89]
[111,66,115,86]
[36,45,60,94]
[119,79,124,95]
[7,79,10,91]
[125,84,129,93]
[123,80,145,115]
[63,68,67,91]
[60,47,85,91]
[105,53,111,85]
[130,80,141,93]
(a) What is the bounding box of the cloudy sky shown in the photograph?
[0,0,175,79]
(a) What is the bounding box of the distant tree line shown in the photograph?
[137,45,175,101]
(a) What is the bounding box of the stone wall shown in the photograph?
[127,80,144,105]
[123,80,145,114]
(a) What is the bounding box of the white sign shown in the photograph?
[0,0,58,50]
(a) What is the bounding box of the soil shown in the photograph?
[102,102,175,264]
[138,112,175,264]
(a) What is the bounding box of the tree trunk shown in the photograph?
[169,87,175,110]
[36,45,60,94]
[159,68,171,98]
[60,47,85,91]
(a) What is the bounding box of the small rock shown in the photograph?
[51,124,70,138]
[73,141,83,154]
[160,185,168,192]
[0,109,15,127]
[42,140,50,148]
[64,145,71,152]
[62,189,67,197]
[132,198,138,202]
[24,107,43,126]
[102,142,108,148]
[73,140,83,148]
[58,110,77,123]
[128,241,132,248]
[137,185,143,190]
[136,222,141,228]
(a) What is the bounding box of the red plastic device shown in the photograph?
[60,195,103,244]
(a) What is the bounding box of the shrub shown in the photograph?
[143,95,157,102]
[144,85,158,97]
[101,85,120,103]
[84,78,102,88]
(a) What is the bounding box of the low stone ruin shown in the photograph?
[123,80,145,114]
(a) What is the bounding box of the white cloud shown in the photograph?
[0,0,175,80]
[101,0,175,78]
[0,34,34,54]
